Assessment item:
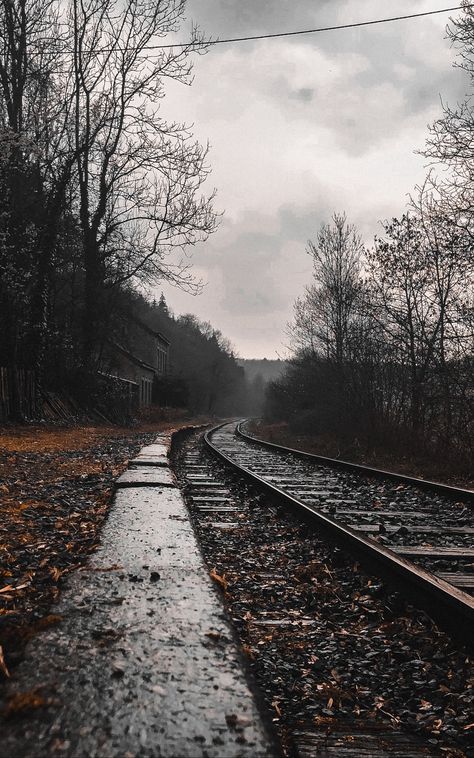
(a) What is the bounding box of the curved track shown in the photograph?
[204,420,474,648]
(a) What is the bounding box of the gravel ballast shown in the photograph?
[173,431,474,758]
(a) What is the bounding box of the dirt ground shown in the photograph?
[0,411,210,687]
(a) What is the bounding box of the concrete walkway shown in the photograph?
[2,433,277,758]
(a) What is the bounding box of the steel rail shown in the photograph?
[204,421,474,649]
[236,420,474,503]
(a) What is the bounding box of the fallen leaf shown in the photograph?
[206,631,222,642]
[35,614,63,631]
[272,700,282,717]
[0,582,29,594]
[210,567,228,592]
[5,689,46,715]
[242,645,255,659]
[0,645,10,678]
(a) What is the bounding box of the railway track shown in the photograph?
[173,424,474,755]
[204,420,474,647]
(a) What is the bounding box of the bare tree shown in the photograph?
[423,2,474,236]
[68,0,218,363]
[290,213,363,366]
[366,188,473,441]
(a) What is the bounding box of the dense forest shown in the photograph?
[265,10,474,471]
[237,359,287,416]
[123,291,250,416]
[0,0,219,419]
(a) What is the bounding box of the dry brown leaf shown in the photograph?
[210,567,228,592]
[35,614,63,631]
[272,700,282,717]
[205,631,221,642]
[0,644,11,678]
[0,582,28,594]
[5,689,46,716]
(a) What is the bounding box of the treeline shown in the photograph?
[0,0,216,414]
[266,7,474,470]
[237,359,287,416]
[129,293,249,416]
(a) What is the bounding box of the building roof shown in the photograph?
[107,340,157,374]
[120,310,170,346]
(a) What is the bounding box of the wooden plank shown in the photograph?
[351,525,474,535]
[294,729,431,757]
[437,573,474,589]
[194,506,240,513]
[393,546,474,558]
[191,497,232,503]
[328,509,430,518]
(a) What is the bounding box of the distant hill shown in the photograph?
[238,358,287,385]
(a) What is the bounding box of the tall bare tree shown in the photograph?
[69,0,217,363]
[424,2,474,237]
[290,213,363,366]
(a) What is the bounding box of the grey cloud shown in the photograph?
[214,231,286,315]
[158,1,471,357]
[189,0,468,157]
[188,0,429,47]
[291,87,314,102]
[197,201,339,317]
[187,0,332,38]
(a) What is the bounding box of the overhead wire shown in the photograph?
[156,4,474,50]
[5,4,474,57]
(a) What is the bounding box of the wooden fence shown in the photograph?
[96,373,140,422]
[0,367,140,423]
[0,367,37,421]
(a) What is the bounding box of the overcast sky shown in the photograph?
[154,1,470,359]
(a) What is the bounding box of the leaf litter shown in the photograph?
[0,423,158,688]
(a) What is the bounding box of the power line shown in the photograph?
[151,4,474,50]
[4,4,472,58]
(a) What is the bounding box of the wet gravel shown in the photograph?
[173,431,474,757]
[213,426,474,594]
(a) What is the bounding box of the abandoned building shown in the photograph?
[103,317,170,407]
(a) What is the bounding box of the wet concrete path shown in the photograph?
[1,433,276,758]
